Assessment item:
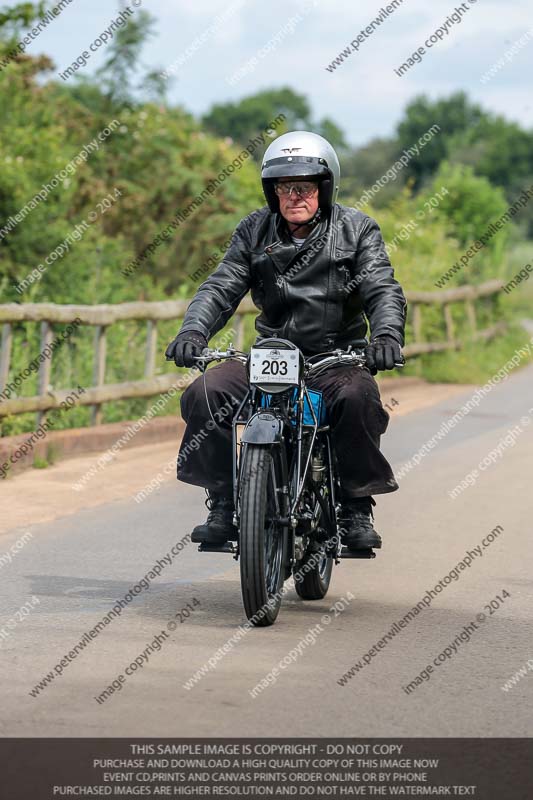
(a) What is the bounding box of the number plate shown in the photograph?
[250,347,299,385]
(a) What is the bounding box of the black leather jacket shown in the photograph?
[180,203,407,355]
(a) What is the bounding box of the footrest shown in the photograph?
[340,547,376,559]
[198,542,237,554]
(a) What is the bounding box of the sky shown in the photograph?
[24,0,533,147]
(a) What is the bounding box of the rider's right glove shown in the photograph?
[165,330,208,368]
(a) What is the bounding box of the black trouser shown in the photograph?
[178,361,398,499]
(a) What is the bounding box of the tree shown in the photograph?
[0,2,47,43]
[202,87,308,146]
[432,162,510,264]
[95,9,157,108]
[396,92,486,187]
[202,88,348,156]
[340,136,404,204]
[446,117,533,233]
[0,1,53,78]
[314,117,347,152]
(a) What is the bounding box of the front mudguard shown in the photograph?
[240,411,284,445]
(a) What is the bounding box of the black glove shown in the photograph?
[364,335,403,374]
[165,330,208,368]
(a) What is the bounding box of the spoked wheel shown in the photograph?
[294,483,335,600]
[294,546,334,600]
[239,444,288,626]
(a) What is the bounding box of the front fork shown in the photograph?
[325,433,342,564]
[231,393,292,563]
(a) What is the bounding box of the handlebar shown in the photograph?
[188,345,404,373]
[193,346,248,368]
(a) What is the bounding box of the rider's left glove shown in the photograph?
[165,330,208,367]
[364,335,402,374]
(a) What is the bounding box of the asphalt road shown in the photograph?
[1,363,532,737]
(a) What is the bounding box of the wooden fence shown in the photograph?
[0,279,504,426]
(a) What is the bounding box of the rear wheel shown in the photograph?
[239,444,288,626]
[294,545,334,600]
[294,478,335,600]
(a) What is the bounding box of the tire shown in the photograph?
[294,472,335,601]
[239,444,288,626]
[294,548,333,600]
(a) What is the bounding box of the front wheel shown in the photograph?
[239,444,288,626]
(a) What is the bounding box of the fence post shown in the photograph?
[144,320,157,379]
[0,323,12,395]
[91,325,107,426]
[443,304,455,347]
[412,304,422,343]
[466,300,477,337]
[37,322,53,428]
[234,313,245,351]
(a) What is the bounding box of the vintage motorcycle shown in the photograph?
[192,338,395,627]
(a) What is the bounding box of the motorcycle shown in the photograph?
[189,338,398,627]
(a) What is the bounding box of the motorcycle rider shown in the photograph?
[166,131,406,551]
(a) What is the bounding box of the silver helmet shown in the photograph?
[261,130,340,214]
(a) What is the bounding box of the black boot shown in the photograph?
[338,496,382,550]
[191,491,236,545]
